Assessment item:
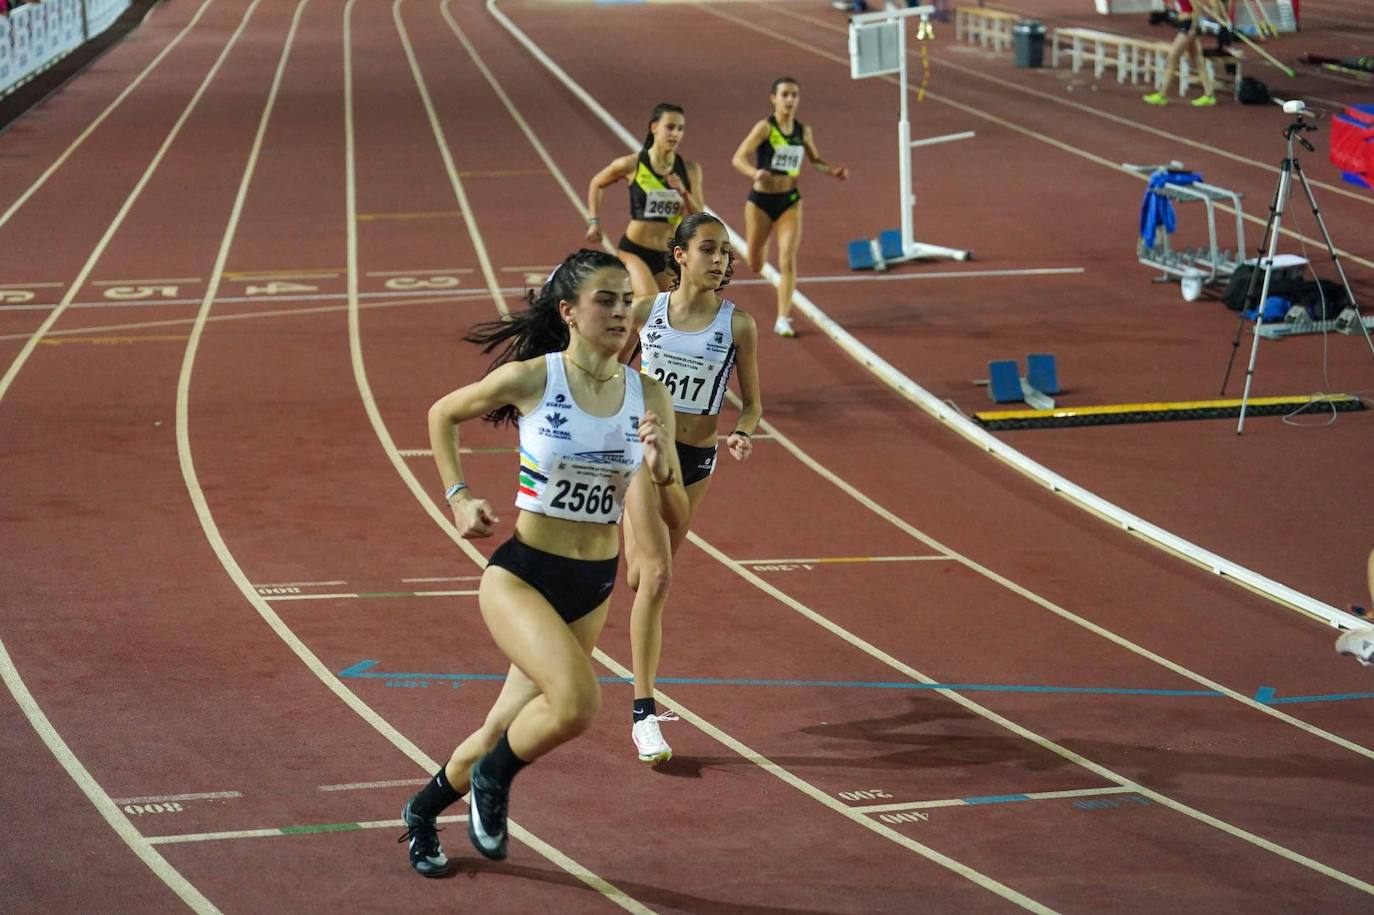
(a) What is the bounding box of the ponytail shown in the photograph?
[465,248,625,426]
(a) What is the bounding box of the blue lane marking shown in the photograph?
[336,663,1372,705]
[1253,684,1374,704]
[961,794,1031,805]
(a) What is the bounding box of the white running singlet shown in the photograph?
[515,353,645,524]
[639,292,736,416]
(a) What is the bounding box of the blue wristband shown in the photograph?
[444,482,469,501]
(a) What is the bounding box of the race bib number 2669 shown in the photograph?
[644,188,683,219]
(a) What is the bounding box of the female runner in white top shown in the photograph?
[618,212,763,764]
[397,249,685,876]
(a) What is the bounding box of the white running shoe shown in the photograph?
[631,712,678,764]
[1336,627,1374,668]
[773,315,796,338]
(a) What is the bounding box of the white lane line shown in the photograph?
[253,580,347,588]
[148,814,466,845]
[488,1,1374,893]
[771,2,1374,212]
[365,268,473,276]
[0,642,219,911]
[0,293,477,342]
[336,4,646,909]
[739,555,952,565]
[264,590,479,600]
[318,778,427,792]
[728,267,1087,287]
[392,0,507,316]
[90,278,203,286]
[401,575,483,583]
[0,285,512,314]
[854,786,1141,815]
[114,791,243,804]
[397,446,515,456]
[0,0,220,234]
[0,281,65,288]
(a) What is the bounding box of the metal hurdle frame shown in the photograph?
[848,4,972,265]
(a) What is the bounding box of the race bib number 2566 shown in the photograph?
[543,458,622,522]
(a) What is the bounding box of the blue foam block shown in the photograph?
[1341,171,1373,190]
[878,229,904,260]
[1025,353,1059,395]
[988,360,1022,403]
[848,240,876,271]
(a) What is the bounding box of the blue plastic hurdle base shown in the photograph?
[986,354,1061,407]
[877,228,904,261]
[847,239,877,271]
[987,359,1022,403]
[1025,353,1060,395]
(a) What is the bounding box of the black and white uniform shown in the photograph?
[487,353,646,624]
[638,293,737,487]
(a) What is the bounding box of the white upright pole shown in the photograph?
[847,3,970,264]
[897,17,913,254]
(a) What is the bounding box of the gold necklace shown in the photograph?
[563,352,619,383]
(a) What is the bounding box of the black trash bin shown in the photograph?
[1013,20,1046,68]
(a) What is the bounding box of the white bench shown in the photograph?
[1051,27,1169,85]
[1050,26,1240,94]
[955,6,1021,54]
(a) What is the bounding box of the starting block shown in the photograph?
[847,229,905,271]
[983,353,1060,409]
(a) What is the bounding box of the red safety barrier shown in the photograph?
[1331,105,1374,190]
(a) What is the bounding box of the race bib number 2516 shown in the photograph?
[771,144,804,174]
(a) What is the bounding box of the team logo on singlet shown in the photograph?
[541,411,571,439]
[652,317,664,326]
[555,394,566,403]
[572,450,627,465]
[713,332,724,344]
[645,331,662,344]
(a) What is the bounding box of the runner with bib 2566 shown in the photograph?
[396,250,686,877]
[617,213,763,765]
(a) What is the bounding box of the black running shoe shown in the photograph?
[467,766,509,861]
[398,796,451,877]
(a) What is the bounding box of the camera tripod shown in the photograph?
[1220,105,1374,434]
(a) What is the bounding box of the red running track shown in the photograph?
[2,1,1372,912]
